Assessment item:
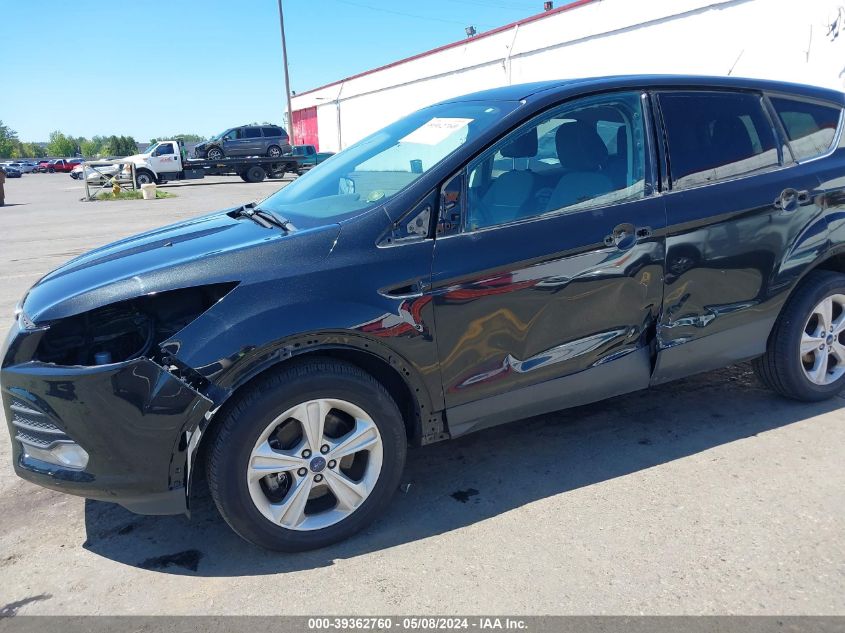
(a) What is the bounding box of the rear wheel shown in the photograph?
[243,165,266,183]
[267,145,283,158]
[207,358,407,551]
[207,146,224,160]
[754,270,845,401]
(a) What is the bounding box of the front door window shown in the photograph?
[466,92,647,231]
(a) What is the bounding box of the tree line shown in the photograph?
[0,121,207,158]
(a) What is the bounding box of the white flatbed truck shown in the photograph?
[122,140,305,186]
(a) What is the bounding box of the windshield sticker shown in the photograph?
[400,117,474,146]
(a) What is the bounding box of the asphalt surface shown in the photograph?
[0,174,843,615]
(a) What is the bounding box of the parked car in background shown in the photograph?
[194,125,291,160]
[16,161,37,174]
[71,162,120,183]
[0,164,22,178]
[34,160,54,173]
[290,144,334,174]
[3,76,845,552]
[51,159,84,173]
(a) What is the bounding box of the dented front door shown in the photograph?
[431,194,666,412]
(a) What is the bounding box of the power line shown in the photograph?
[444,0,541,11]
[328,0,498,28]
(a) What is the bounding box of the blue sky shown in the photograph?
[0,0,563,142]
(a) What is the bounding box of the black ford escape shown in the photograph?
[3,76,845,551]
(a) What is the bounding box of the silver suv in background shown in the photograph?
[194,125,291,160]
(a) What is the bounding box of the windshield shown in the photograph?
[259,100,519,224]
[145,142,160,155]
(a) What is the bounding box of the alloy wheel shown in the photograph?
[800,293,845,385]
[246,398,383,531]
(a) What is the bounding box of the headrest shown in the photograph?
[500,129,538,158]
[555,121,609,171]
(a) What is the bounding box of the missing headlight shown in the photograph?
[34,283,237,366]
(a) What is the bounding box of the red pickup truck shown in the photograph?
[50,159,84,173]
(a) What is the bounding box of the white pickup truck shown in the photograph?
[122,140,304,187]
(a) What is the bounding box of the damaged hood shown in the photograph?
[22,209,341,323]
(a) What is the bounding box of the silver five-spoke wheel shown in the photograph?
[800,293,845,385]
[246,398,383,531]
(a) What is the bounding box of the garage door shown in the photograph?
[292,107,319,150]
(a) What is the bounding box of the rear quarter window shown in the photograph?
[262,127,284,137]
[769,96,842,160]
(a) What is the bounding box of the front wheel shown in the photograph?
[207,358,407,551]
[754,270,845,401]
[135,170,156,187]
[207,147,224,160]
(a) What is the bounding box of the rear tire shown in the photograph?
[207,358,407,551]
[754,270,845,401]
[267,145,283,158]
[243,165,266,183]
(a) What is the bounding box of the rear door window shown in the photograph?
[244,127,262,139]
[659,91,779,189]
[769,96,842,161]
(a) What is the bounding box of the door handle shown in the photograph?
[604,223,650,249]
[775,188,811,212]
[381,279,427,299]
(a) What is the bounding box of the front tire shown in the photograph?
[754,270,845,401]
[207,147,224,160]
[207,358,407,551]
[135,170,156,187]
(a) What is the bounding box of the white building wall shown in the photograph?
[293,0,845,153]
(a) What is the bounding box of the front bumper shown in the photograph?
[2,324,213,515]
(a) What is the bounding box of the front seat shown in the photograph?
[474,130,538,227]
[546,121,614,212]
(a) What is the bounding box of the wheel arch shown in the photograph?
[135,167,157,185]
[202,334,438,450]
[763,244,845,346]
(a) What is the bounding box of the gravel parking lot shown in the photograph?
[0,173,843,616]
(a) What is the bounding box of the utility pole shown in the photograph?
[277,0,295,140]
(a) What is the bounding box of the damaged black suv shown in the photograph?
[3,76,845,551]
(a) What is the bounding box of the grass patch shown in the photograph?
[95,189,175,201]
